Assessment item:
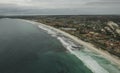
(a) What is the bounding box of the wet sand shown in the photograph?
[23,19,120,69]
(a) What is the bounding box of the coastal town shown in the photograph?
[27,15,120,58]
[0,15,120,73]
[0,15,120,58]
[1,0,120,73]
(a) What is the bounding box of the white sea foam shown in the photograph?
[22,20,110,73]
[57,37,109,73]
[39,25,56,34]
[38,27,108,73]
[37,24,110,73]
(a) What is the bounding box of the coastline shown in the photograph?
[22,19,120,68]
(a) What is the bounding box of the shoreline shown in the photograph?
[22,19,120,68]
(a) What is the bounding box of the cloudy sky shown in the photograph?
[0,0,120,15]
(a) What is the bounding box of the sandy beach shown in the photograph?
[23,19,120,69]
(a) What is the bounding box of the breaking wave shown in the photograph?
[24,20,120,73]
[38,24,110,73]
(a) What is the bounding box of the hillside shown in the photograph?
[32,15,120,58]
[0,15,120,58]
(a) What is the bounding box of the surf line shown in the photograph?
[21,19,109,73]
[37,24,109,73]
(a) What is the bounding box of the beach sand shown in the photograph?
[22,19,120,69]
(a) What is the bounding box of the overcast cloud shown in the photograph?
[0,0,120,15]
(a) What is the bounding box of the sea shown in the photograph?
[0,18,120,73]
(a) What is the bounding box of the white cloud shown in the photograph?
[0,0,120,14]
[0,0,95,8]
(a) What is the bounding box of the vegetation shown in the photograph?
[0,15,120,58]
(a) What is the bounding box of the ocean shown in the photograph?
[0,18,120,73]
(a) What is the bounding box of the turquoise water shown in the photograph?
[0,19,92,73]
[37,19,120,73]
[0,18,120,73]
